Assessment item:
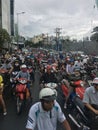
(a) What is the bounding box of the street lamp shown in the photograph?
[17,12,25,49]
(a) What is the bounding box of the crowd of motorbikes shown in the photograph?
[0,49,98,129]
[38,54,98,130]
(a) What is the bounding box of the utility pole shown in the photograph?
[54,28,62,51]
[46,33,48,45]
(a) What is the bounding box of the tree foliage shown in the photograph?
[90,26,98,42]
[92,26,98,33]
[0,28,11,47]
[24,40,33,47]
[90,32,98,42]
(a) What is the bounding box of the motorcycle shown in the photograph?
[66,96,98,130]
[61,79,85,100]
[60,79,91,129]
[44,82,58,96]
[15,78,30,115]
[10,71,19,95]
[66,96,90,130]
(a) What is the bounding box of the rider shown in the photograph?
[15,64,30,81]
[12,60,21,72]
[14,64,31,98]
[0,59,13,86]
[83,77,98,129]
[24,56,33,67]
[0,59,13,74]
[0,74,7,115]
[26,87,71,130]
[24,57,35,82]
[66,60,75,76]
[65,67,82,104]
[4,51,11,59]
[40,65,58,84]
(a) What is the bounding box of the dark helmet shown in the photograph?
[5,59,10,64]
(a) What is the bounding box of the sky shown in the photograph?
[14,0,98,40]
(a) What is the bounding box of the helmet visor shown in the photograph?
[42,94,56,101]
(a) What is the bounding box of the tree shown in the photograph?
[92,26,98,32]
[0,28,11,48]
[90,32,98,42]
[90,26,98,42]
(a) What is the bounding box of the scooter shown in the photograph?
[60,79,90,129]
[15,78,30,115]
[61,79,85,100]
[66,96,90,130]
[44,82,58,96]
[10,71,19,95]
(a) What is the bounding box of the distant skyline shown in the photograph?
[15,0,98,39]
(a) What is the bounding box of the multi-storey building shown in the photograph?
[0,0,14,36]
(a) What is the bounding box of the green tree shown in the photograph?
[90,32,98,42]
[0,28,11,48]
[90,26,98,42]
[24,40,33,47]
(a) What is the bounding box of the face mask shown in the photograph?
[15,63,19,66]
[51,70,54,73]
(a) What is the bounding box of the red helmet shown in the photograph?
[46,65,51,70]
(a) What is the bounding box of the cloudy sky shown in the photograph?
[14,0,98,39]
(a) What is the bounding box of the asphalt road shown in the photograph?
[0,69,73,130]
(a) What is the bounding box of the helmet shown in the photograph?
[92,78,98,85]
[46,65,51,70]
[77,57,80,60]
[21,64,27,68]
[5,59,10,64]
[14,59,19,63]
[73,65,80,72]
[39,88,56,101]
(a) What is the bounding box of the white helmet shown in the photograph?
[92,77,98,84]
[39,88,56,101]
[21,64,27,68]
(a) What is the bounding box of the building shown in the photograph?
[31,34,43,44]
[0,0,14,36]
[31,33,50,44]
[10,0,14,36]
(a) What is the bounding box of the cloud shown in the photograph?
[15,0,98,39]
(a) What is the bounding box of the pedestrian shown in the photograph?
[0,74,7,115]
[26,87,71,130]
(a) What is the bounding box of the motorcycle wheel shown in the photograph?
[16,97,23,115]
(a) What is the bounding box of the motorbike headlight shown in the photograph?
[20,80,26,84]
[12,72,15,75]
[82,125,90,130]
[10,78,12,82]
